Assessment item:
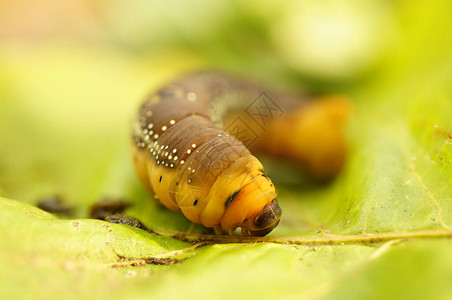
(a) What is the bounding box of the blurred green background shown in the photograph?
[1,0,452,299]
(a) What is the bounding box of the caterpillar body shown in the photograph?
[131,72,350,236]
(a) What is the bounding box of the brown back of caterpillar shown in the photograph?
[131,71,351,236]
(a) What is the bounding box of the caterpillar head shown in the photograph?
[221,172,282,236]
[241,198,282,236]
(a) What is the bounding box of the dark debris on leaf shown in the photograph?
[89,197,131,220]
[105,214,146,229]
[37,195,74,217]
[105,214,158,235]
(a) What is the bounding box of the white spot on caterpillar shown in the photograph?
[218,134,222,137]
[187,149,191,154]
[180,160,185,165]
[154,134,159,139]
[170,163,174,168]
[168,155,173,160]
[188,167,191,171]
[170,119,176,125]
[192,144,196,148]
[173,156,178,161]
[187,92,197,102]
[165,163,169,167]
[172,149,177,153]
[165,145,169,149]
[148,123,154,129]
[162,125,167,131]
[160,145,164,149]
[149,130,154,135]
[146,111,153,117]
[156,161,160,165]
[165,152,169,157]
[143,129,148,134]
[192,169,195,173]
[188,179,192,183]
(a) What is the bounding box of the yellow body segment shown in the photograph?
[131,143,153,193]
[147,159,180,211]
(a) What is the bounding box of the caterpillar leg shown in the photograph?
[186,222,195,234]
[241,228,250,236]
[213,225,223,235]
[212,226,235,235]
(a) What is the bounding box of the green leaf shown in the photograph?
[1,0,452,299]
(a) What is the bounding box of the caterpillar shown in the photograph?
[131,71,350,236]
